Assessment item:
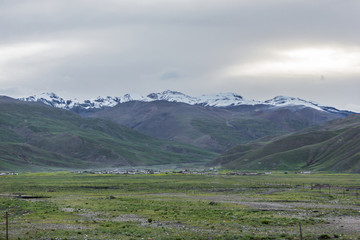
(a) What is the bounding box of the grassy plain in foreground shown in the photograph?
[0,172,359,239]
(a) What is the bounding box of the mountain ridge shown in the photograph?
[213,114,360,173]
[19,90,355,115]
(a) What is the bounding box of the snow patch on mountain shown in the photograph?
[197,93,261,107]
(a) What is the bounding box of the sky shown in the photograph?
[0,0,360,111]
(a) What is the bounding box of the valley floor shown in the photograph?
[0,172,359,239]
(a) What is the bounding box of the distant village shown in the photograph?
[75,168,220,175]
[75,168,282,175]
[0,169,312,176]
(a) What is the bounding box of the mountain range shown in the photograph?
[0,90,358,172]
[0,96,216,171]
[20,90,353,152]
[20,90,352,114]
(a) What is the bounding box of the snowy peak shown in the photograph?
[145,90,198,104]
[19,92,77,109]
[264,96,323,111]
[197,93,260,107]
[19,93,120,110]
[82,96,121,109]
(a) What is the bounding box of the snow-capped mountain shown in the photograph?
[20,93,131,110]
[19,90,351,114]
[145,90,198,104]
[197,93,261,107]
[20,92,78,110]
[263,96,324,111]
[144,90,261,106]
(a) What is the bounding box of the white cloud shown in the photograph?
[225,46,360,78]
[0,42,59,64]
[0,41,85,82]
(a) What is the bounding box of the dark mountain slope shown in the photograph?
[214,115,360,173]
[83,100,347,152]
[0,97,217,171]
[82,101,282,152]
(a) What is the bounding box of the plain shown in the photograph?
[1,172,359,239]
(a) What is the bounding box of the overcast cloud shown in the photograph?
[0,0,360,111]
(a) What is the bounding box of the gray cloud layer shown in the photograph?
[0,0,359,111]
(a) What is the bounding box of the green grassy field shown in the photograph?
[0,172,359,239]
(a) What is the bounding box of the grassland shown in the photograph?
[0,172,359,239]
